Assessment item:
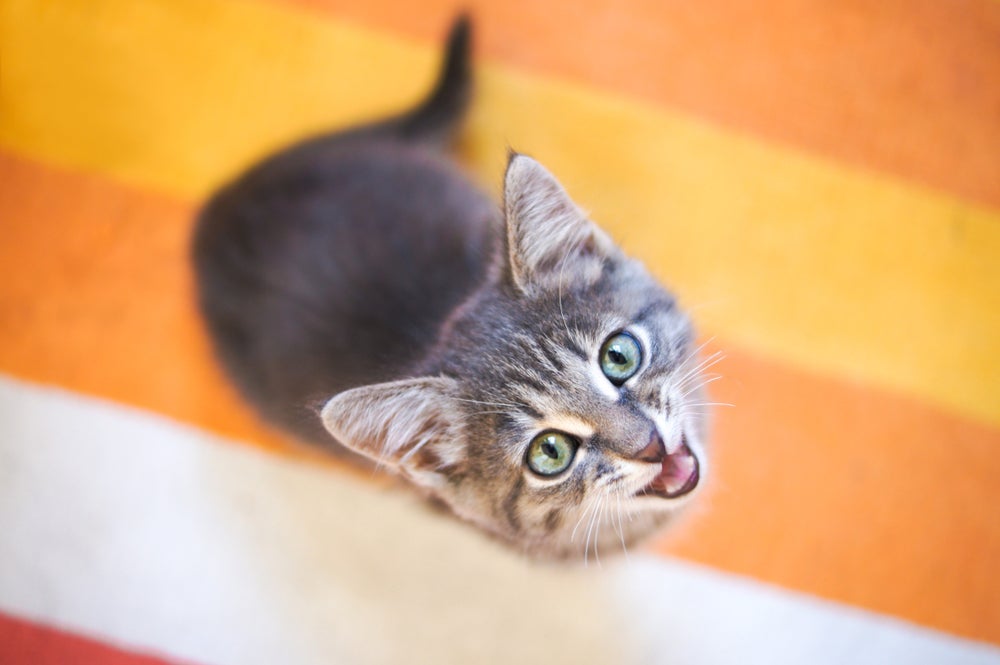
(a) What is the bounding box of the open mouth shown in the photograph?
[639,436,700,499]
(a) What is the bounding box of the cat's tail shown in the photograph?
[392,14,472,147]
[341,15,473,150]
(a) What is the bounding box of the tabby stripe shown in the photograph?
[1,375,998,664]
[535,339,566,373]
[542,508,562,535]
[501,475,525,532]
[2,0,997,425]
[278,0,1000,209]
[563,340,590,362]
[632,301,668,326]
[508,374,549,395]
[1,151,999,642]
[516,404,544,421]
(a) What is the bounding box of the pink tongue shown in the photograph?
[649,445,699,497]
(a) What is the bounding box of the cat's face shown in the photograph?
[322,155,709,558]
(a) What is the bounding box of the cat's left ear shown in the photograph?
[320,377,465,488]
[503,153,619,294]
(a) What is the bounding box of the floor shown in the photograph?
[1,0,998,663]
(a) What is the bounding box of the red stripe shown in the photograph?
[0,611,194,665]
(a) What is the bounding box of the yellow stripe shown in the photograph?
[2,0,998,425]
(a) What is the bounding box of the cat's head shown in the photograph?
[321,154,709,558]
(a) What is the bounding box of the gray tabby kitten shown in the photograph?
[192,17,709,559]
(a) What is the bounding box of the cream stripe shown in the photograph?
[1,374,999,663]
[1,0,998,425]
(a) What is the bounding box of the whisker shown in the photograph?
[677,369,723,388]
[583,498,596,565]
[673,350,726,388]
[594,498,606,568]
[570,494,598,544]
[680,348,725,375]
[676,336,717,371]
[677,370,723,387]
[674,336,715,367]
[675,340,720,378]
[674,372,723,396]
[674,368,725,402]
[679,374,725,397]
[613,487,629,560]
[585,494,605,568]
[681,408,718,416]
[584,494,604,567]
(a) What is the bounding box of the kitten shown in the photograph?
[192,16,709,559]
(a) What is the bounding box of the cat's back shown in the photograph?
[192,138,497,443]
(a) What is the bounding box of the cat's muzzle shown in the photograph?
[637,434,700,499]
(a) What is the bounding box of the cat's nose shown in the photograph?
[634,430,666,463]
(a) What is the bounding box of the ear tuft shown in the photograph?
[320,377,464,481]
[503,154,618,293]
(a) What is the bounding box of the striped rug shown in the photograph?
[1,0,998,662]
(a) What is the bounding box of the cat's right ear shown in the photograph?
[320,377,465,488]
[502,153,619,294]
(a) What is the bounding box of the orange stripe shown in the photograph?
[276,0,1000,209]
[656,349,1000,644]
[0,153,290,455]
[1,151,998,643]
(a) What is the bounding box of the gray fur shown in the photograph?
[192,16,710,559]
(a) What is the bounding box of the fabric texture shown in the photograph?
[0,0,998,661]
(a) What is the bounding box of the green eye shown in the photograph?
[599,332,642,385]
[526,431,578,477]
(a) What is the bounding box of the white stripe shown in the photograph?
[0,375,997,665]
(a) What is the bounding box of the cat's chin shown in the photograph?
[637,436,700,500]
